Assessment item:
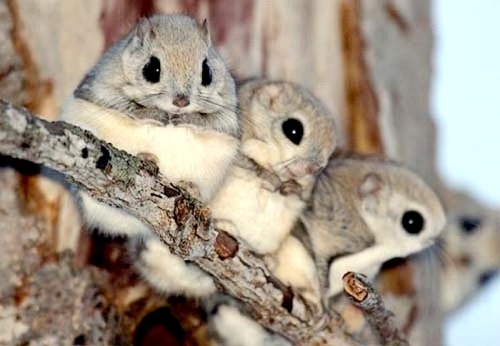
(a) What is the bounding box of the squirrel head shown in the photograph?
[354,161,446,255]
[238,79,337,197]
[119,15,236,118]
[439,198,500,311]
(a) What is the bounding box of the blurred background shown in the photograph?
[432,0,500,344]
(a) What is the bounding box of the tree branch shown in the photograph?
[343,272,408,345]
[0,99,357,344]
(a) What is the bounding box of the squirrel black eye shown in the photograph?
[458,216,481,234]
[479,270,497,287]
[282,118,304,145]
[202,58,212,86]
[142,56,161,83]
[401,210,424,234]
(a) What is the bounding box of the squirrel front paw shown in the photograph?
[279,179,302,196]
[177,180,202,200]
[137,152,160,165]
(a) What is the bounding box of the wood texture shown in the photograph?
[0,167,131,344]
[0,0,27,107]
[9,0,103,119]
[357,0,437,186]
[342,2,442,344]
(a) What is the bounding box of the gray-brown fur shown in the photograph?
[60,14,242,298]
[301,155,446,296]
[238,79,335,151]
[233,152,283,192]
[74,15,239,137]
[237,79,337,201]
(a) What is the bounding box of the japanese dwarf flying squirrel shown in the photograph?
[438,191,500,312]
[272,156,447,304]
[208,79,337,255]
[60,14,239,236]
[60,15,239,297]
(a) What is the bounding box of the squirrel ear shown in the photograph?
[133,17,155,47]
[358,173,387,212]
[256,83,284,110]
[122,18,154,81]
[358,173,385,201]
[201,19,211,43]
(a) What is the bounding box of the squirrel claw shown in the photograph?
[279,179,302,196]
[137,152,159,165]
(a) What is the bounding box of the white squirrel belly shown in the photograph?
[145,125,238,202]
[61,97,239,202]
[209,170,304,254]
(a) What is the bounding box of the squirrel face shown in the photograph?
[445,213,500,273]
[440,208,500,311]
[307,158,447,259]
[356,163,446,255]
[239,80,337,197]
[120,15,236,118]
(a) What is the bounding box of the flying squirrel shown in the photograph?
[208,78,337,255]
[438,190,500,312]
[61,14,239,235]
[272,155,447,305]
[204,79,338,344]
[60,14,240,297]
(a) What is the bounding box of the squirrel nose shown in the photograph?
[173,94,190,108]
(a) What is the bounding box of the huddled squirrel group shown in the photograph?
[61,14,457,345]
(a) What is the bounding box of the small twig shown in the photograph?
[343,272,408,346]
